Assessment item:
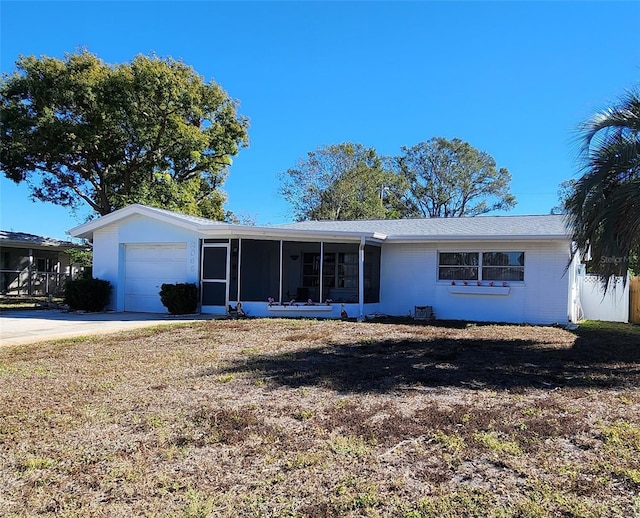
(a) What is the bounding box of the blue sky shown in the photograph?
[1,1,639,240]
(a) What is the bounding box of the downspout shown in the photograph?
[571,251,584,324]
[279,240,283,303]
[197,239,203,312]
[237,238,243,303]
[570,254,577,323]
[358,237,365,321]
[225,243,231,308]
[319,241,324,303]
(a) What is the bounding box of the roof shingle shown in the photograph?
[273,214,570,240]
[0,230,77,247]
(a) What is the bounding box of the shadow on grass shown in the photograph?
[216,322,640,393]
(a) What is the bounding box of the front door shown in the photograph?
[201,244,229,314]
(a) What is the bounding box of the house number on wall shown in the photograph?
[189,241,196,273]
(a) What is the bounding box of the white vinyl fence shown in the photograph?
[578,274,629,323]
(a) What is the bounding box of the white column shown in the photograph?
[55,258,61,296]
[28,248,33,296]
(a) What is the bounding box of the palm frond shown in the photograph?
[580,90,640,146]
[568,87,640,288]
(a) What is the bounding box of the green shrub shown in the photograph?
[64,278,112,312]
[159,283,199,315]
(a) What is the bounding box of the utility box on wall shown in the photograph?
[414,305,434,321]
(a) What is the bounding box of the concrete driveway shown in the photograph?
[0,310,213,347]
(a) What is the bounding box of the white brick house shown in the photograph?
[70,204,580,324]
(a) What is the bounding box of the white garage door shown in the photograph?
[124,244,188,313]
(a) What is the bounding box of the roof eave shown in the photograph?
[68,204,218,238]
[198,225,386,242]
[0,239,88,249]
[385,233,571,243]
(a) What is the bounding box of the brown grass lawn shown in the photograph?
[0,296,64,311]
[1,319,639,517]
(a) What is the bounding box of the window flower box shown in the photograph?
[447,285,510,296]
[267,304,334,312]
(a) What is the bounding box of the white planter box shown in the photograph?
[267,305,334,312]
[447,286,510,296]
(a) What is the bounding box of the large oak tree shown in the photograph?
[279,143,404,221]
[396,137,516,218]
[1,51,249,219]
[280,139,515,221]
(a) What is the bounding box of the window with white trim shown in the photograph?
[482,252,524,281]
[438,252,479,280]
[438,251,524,281]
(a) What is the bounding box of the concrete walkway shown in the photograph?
[0,310,213,347]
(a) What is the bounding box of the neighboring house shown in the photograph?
[0,231,88,296]
[69,204,581,324]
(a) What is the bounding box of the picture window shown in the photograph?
[438,251,524,281]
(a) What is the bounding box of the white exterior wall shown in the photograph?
[92,223,120,310]
[522,242,573,324]
[379,242,438,318]
[92,215,200,311]
[379,240,571,324]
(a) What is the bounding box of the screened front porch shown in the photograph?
[200,237,381,318]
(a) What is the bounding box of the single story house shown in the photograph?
[0,230,88,296]
[69,204,581,324]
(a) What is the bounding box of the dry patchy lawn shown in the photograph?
[1,319,639,517]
